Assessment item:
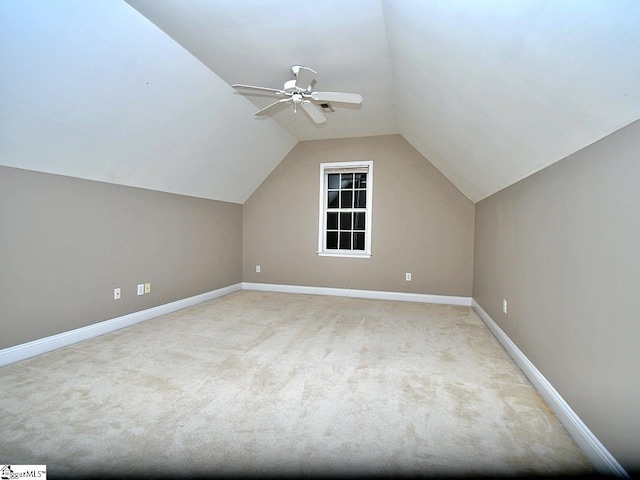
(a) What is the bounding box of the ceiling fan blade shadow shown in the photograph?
[311,92,362,104]
[301,101,327,124]
[254,98,292,116]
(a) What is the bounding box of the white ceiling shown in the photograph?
[2,1,639,203]
[0,0,296,204]
[384,1,640,201]
[125,0,398,142]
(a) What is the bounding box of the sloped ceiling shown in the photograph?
[125,0,398,142]
[384,1,640,201]
[2,1,640,203]
[0,0,296,204]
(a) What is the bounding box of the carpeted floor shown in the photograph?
[0,291,592,477]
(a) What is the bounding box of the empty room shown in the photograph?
[1,0,638,477]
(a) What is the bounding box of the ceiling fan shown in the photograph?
[232,65,362,124]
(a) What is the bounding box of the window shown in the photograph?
[318,161,373,257]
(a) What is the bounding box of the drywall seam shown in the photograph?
[242,282,472,306]
[0,283,242,367]
[471,299,628,478]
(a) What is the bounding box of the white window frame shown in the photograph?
[317,161,373,258]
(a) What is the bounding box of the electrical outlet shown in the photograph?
[144,283,151,294]
[503,299,508,314]
[114,288,121,300]
[405,272,412,281]
[137,284,144,296]
[256,265,261,273]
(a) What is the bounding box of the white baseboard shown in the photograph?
[471,299,628,478]
[0,283,242,367]
[242,282,472,306]
[5,285,623,476]
[1,283,469,368]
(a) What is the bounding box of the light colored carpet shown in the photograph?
[0,291,591,477]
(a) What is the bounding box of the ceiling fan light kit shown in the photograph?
[232,65,362,125]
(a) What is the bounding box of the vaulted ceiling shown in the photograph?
[2,1,639,203]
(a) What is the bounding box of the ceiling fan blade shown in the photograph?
[254,98,291,116]
[233,84,285,96]
[293,66,317,92]
[311,92,363,104]
[301,101,327,124]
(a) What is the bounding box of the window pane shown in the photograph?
[328,191,339,208]
[353,232,365,250]
[326,231,338,249]
[341,190,353,209]
[340,232,352,250]
[321,164,372,256]
[340,212,352,230]
[327,212,338,230]
[341,173,353,189]
[354,173,367,189]
[355,190,367,208]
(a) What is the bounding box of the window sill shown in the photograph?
[317,252,372,259]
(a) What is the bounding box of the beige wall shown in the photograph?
[0,166,242,349]
[473,120,640,470]
[243,135,475,296]
[6,124,637,469]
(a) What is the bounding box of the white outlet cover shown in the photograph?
[256,266,261,273]
[114,288,121,300]
[137,284,145,296]
[406,273,412,281]
[503,299,508,314]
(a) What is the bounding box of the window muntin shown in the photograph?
[318,162,373,258]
